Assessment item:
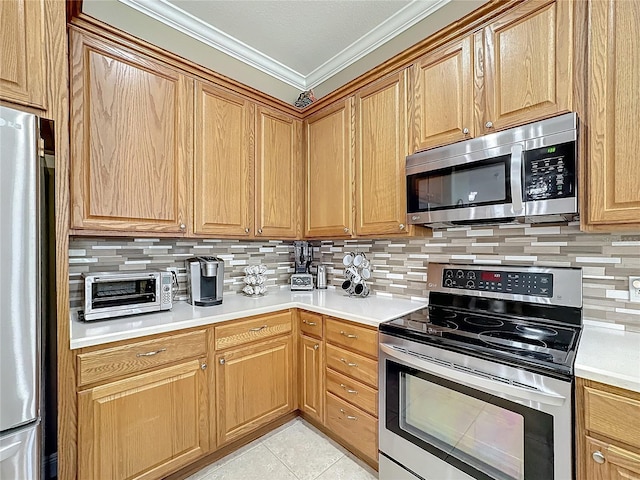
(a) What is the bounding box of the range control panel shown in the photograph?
[442,268,553,297]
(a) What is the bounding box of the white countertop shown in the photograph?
[70,287,427,349]
[575,324,640,393]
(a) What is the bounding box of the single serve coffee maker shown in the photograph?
[186,256,224,306]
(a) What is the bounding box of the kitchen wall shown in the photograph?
[69,223,640,330]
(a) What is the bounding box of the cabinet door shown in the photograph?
[69,31,191,233]
[216,335,293,445]
[412,36,474,151]
[585,0,640,229]
[194,82,253,236]
[305,98,354,238]
[300,335,323,423]
[0,0,45,108]
[355,70,409,236]
[584,436,640,480]
[77,359,209,480]
[255,106,302,238]
[483,0,572,132]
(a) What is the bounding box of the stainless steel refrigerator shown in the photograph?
[0,105,49,479]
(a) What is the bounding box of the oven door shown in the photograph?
[379,335,573,480]
[406,143,524,225]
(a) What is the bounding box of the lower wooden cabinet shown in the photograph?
[77,359,209,480]
[215,335,294,445]
[325,392,378,461]
[584,436,640,480]
[300,334,323,423]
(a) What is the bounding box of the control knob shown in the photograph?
[444,279,453,287]
[456,270,464,278]
[466,280,475,289]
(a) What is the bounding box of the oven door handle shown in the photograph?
[510,144,524,215]
[380,343,566,407]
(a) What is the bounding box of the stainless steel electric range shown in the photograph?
[379,263,583,480]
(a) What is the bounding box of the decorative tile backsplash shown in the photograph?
[69,223,640,330]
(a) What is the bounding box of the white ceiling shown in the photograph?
[83,0,488,104]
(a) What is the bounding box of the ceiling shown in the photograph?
[83,0,488,105]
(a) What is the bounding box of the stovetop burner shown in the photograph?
[478,330,548,351]
[464,316,504,328]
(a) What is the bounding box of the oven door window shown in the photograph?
[385,360,554,480]
[407,155,511,213]
[91,279,157,309]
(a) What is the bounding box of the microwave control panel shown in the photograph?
[442,268,553,297]
[524,141,576,201]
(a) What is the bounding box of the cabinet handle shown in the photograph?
[399,224,405,230]
[258,228,263,234]
[339,384,358,394]
[249,325,268,332]
[340,331,358,339]
[343,227,349,233]
[245,227,250,233]
[592,451,605,464]
[485,121,493,129]
[219,358,225,365]
[200,362,207,370]
[340,358,358,367]
[136,348,166,357]
[462,127,469,135]
[179,223,186,231]
[302,319,317,326]
[314,344,319,350]
[339,409,357,420]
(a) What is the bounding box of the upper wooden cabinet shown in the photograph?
[69,30,192,233]
[584,0,640,231]
[0,0,45,108]
[355,70,410,236]
[255,106,302,238]
[194,82,253,237]
[412,36,475,151]
[305,98,354,238]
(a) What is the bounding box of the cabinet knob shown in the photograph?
[245,227,250,233]
[485,121,494,129]
[399,223,405,230]
[200,362,207,370]
[592,451,605,464]
[257,228,263,234]
[219,358,225,365]
[314,344,319,350]
[343,227,350,233]
[179,223,186,231]
[462,127,469,135]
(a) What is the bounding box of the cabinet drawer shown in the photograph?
[326,318,377,358]
[215,310,292,350]
[325,392,378,462]
[77,330,206,387]
[326,344,378,388]
[300,310,323,338]
[326,369,378,417]
[584,385,640,447]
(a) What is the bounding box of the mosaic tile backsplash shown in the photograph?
[69,223,640,331]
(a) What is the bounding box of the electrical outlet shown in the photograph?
[630,276,640,303]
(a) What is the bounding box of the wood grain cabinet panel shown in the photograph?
[585,0,640,230]
[77,359,209,480]
[255,106,302,238]
[194,81,253,236]
[584,436,640,480]
[69,30,191,233]
[299,335,323,423]
[0,0,45,108]
[305,98,354,238]
[325,392,378,463]
[214,310,292,350]
[412,36,475,151]
[482,0,572,132]
[355,70,410,236]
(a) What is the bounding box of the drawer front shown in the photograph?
[77,330,206,386]
[326,344,378,388]
[326,369,378,417]
[584,386,640,447]
[325,392,378,461]
[326,318,377,358]
[215,310,292,350]
[299,310,323,338]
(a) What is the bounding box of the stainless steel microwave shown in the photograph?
[406,113,578,228]
[82,271,173,321]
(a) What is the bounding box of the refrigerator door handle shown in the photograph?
[0,440,22,462]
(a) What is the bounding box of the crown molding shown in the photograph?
[118,0,451,91]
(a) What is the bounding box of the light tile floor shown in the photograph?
[187,418,378,480]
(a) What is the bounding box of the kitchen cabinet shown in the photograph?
[76,332,209,480]
[584,0,640,231]
[69,29,192,233]
[255,105,302,238]
[577,378,640,480]
[300,335,323,423]
[194,81,253,237]
[214,311,294,445]
[305,97,354,238]
[0,0,46,109]
[355,70,411,236]
[412,0,573,151]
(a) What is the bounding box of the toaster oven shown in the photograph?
[82,271,173,321]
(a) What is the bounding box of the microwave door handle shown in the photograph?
[510,144,524,215]
[380,343,566,407]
